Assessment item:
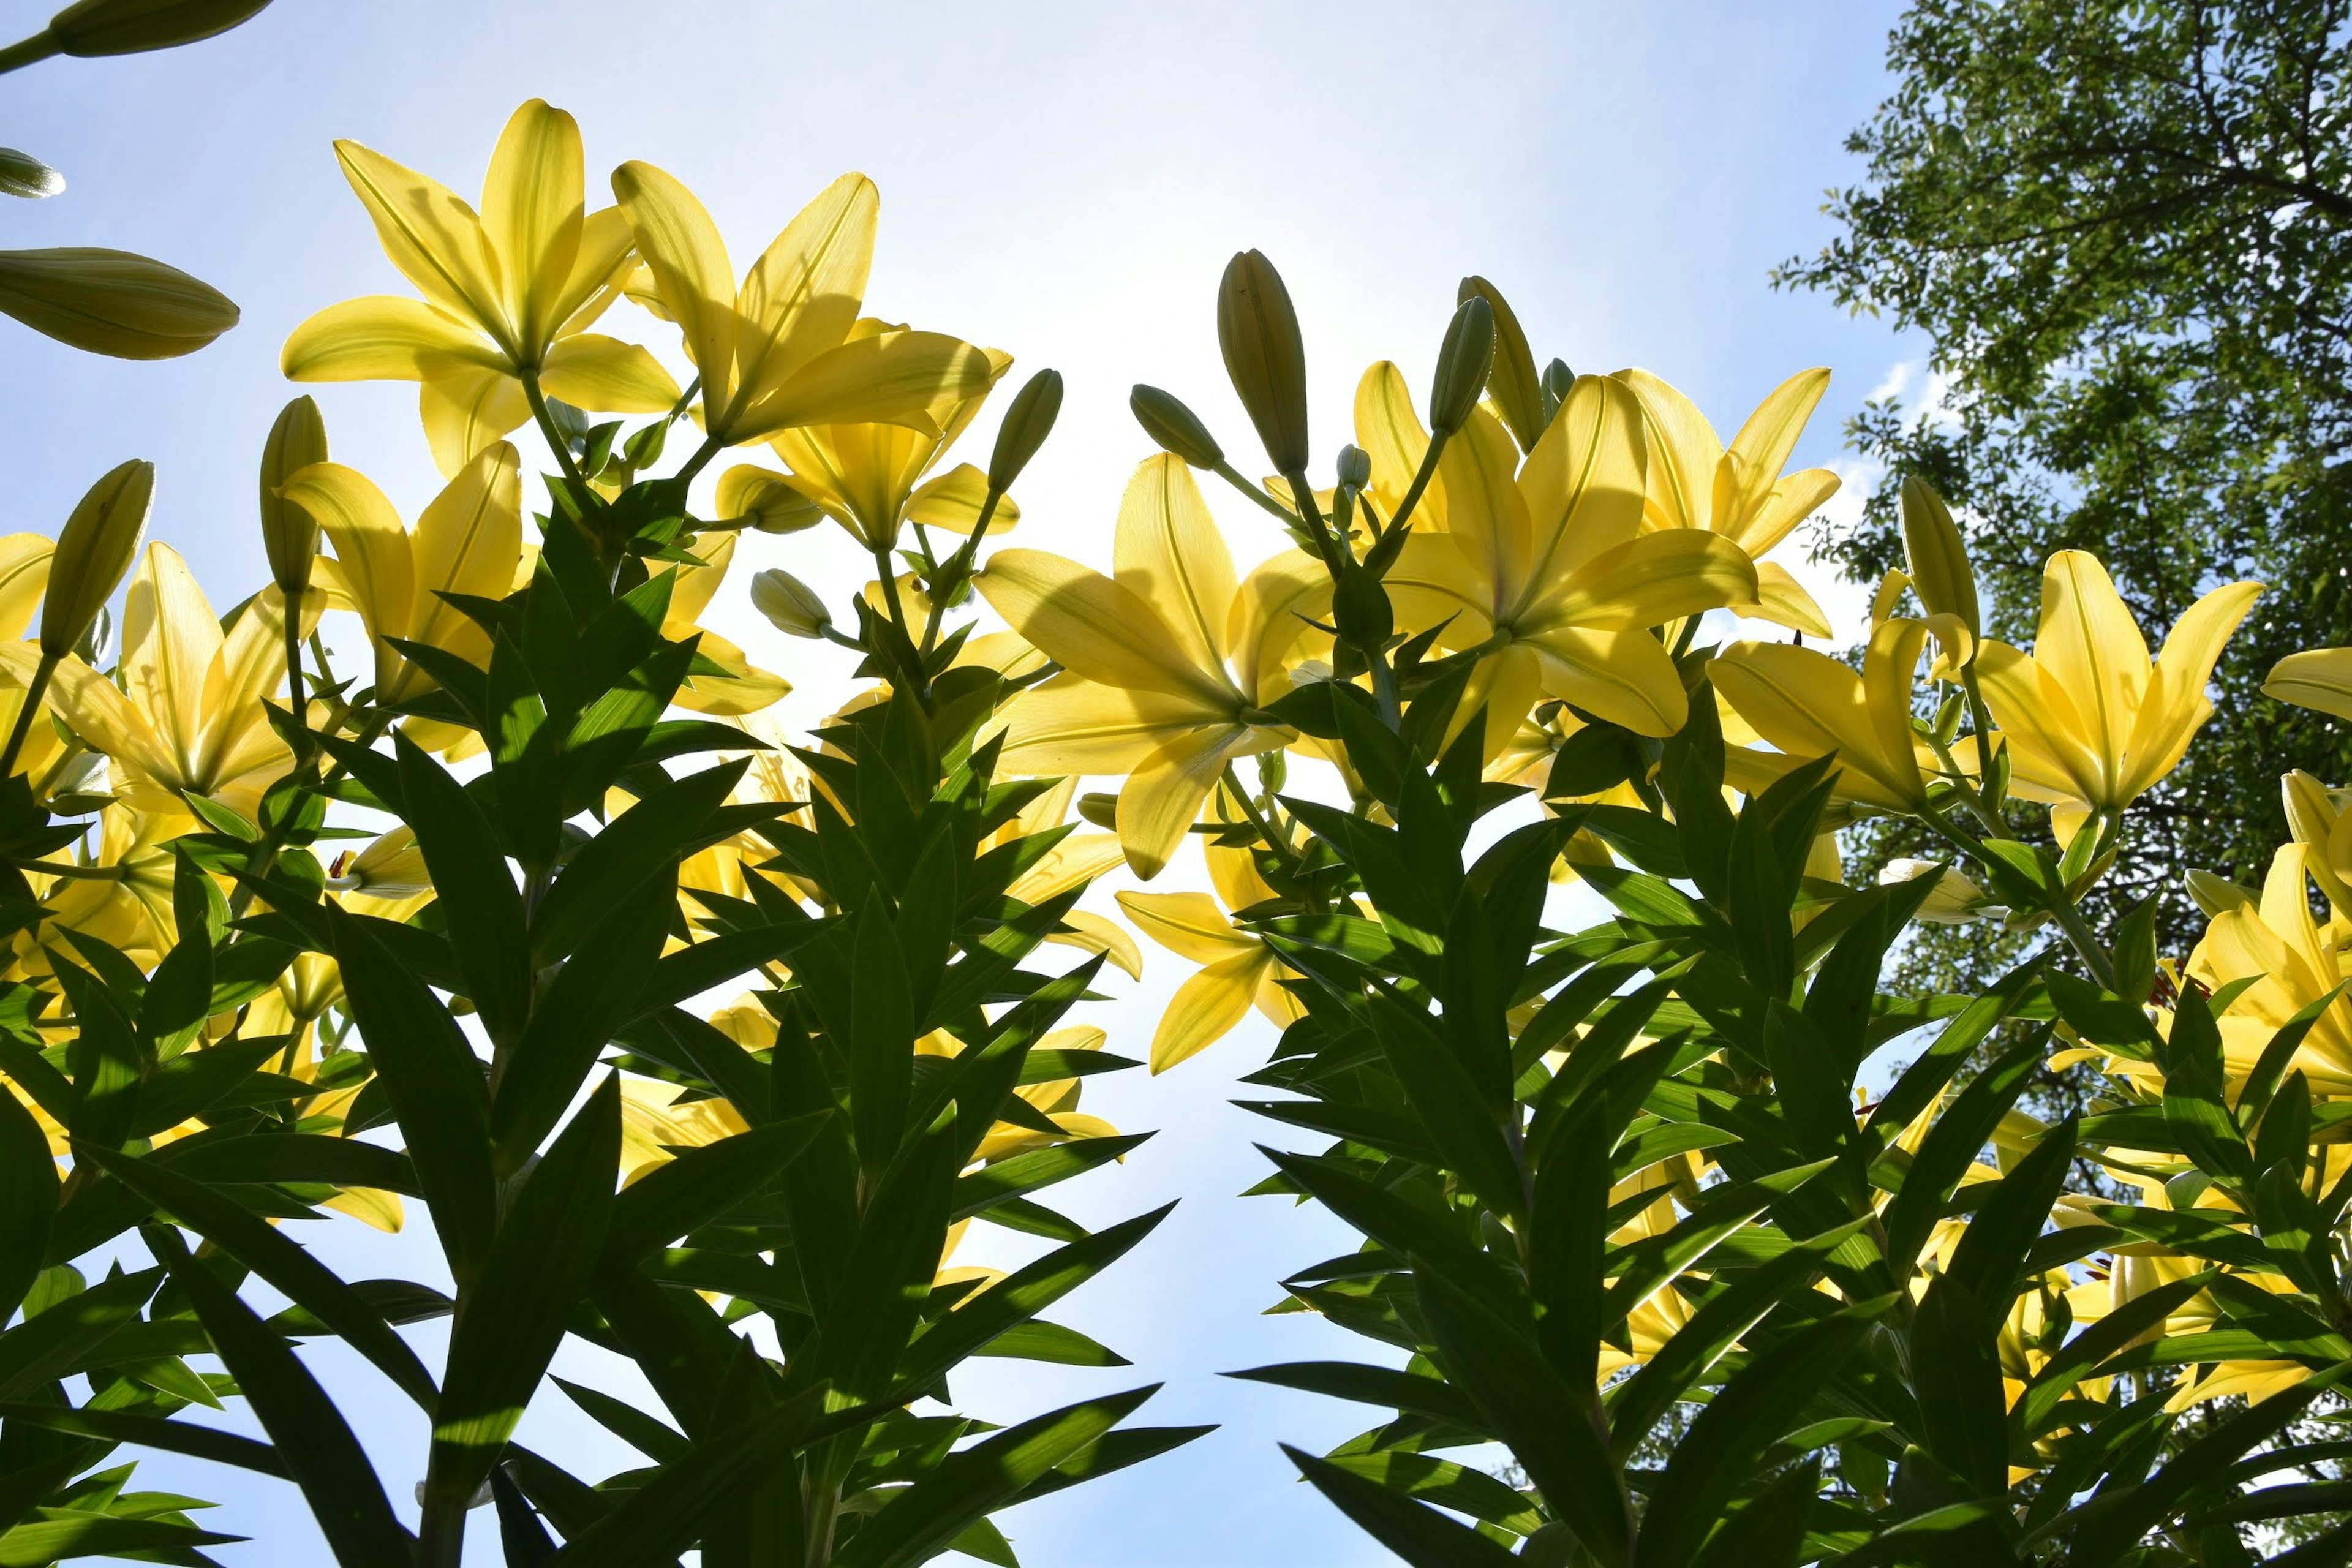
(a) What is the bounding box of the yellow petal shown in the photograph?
[2120,578,2260,802]
[405,443,521,678]
[1152,949,1272,1071]
[1531,529,1758,633]
[732,330,996,445]
[672,628,790,717]
[1519,374,1646,595]
[1738,559,1833,639]
[1352,361,1439,526]
[733,173,877,410]
[1228,548,1330,704]
[1976,641,2106,809]
[1740,468,1841,559]
[979,549,1233,706]
[1524,625,1690,737]
[333,139,508,343]
[611,160,737,405]
[1046,911,1144,981]
[277,461,415,693]
[418,366,529,480]
[2266,647,2352,723]
[1114,454,1238,678]
[1437,406,1531,612]
[0,534,53,643]
[120,543,221,778]
[1115,889,1257,967]
[993,676,1208,774]
[1712,634,1922,806]
[481,99,584,356]
[2034,551,2149,779]
[27,649,175,807]
[548,206,638,338]
[1719,368,1828,534]
[1118,723,1268,880]
[280,296,505,382]
[538,332,682,413]
[1012,834,1129,905]
[907,462,1019,533]
[1616,368,1722,534]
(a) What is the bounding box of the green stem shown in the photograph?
[1918,799,2118,989]
[1383,428,1452,540]
[919,491,1004,663]
[521,370,590,490]
[1211,461,1302,525]
[0,31,59,75]
[282,589,311,774]
[675,434,724,485]
[0,651,58,778]
[1219,763,1304,883]
[21,860,122,882]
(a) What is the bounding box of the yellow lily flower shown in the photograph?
[277,442,523,714]
[9,804,184,975]
[2283,770,2352,914]
[649,530,789,716]
[1711,617,1937,810]
[1381,380,1759,745]
[1615,366,1841,636]
[988,777,1141,980]
[2185,845,2352,1098]
[610,164,994,447]
[10,545,314,818]
[1117,827,1305,1072]
[282,100,677,477]
[978,454,1310,878]
[1975,552,2260,843]
[763,336,1018,549]
[1350,362,1445,530]
[2266,646,2352,723]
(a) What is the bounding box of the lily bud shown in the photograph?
[1542,358,1574,406]
[46,0,273,56]
[0,149,63,200]
[1457,276,1544,452]
[1429,296,1496,435]
[1216,249,1310,474]
[750,568,832,639]
[260,395,326,597]
[715,466,823,534]
[1335,445,1371,492]
[42,459,152,658]
[1077,791,1118,829]
[1129,385,1223,468]
[0,247,236,359]
[1899,475,1981,639]
[987,368,1062,493]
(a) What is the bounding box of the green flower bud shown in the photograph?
[1542,357,1574,407]
[1216,249,1309,474]
[715,466,824,534]
[1899,475,1981,638]
[1335,445,1371,492]
[1129,385,1223,469]
[46,0,272,56]
[0,149,62,200]
[987,368,1062,493]
[1457,276,1544,452]
[260,395,326,597]
[750,568,832,639]
[1077,791,1118,829]
[0,246,236,359]
[1429,296,1496,435]
[42,458,151,658]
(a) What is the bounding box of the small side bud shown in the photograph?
[259,395,326,597]
[1457,276,1545,452]
[715,466,824,534]
[1898,475,1981,639]
[1216,249,1310,474]
[1542,358,1574,405]
[1429,296,1496,435]
[1129,385,1223,468]
[46,0,273,57]
[0,246,237,359]
[1335,445,1371,492]
[1076,791,1119,829]
[987,368,1062,493]
[750,568,832,639]
[0,149,64,200]
[42,458,153,657]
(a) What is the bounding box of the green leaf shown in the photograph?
[82,1144,439,1410]
[393,732,532,1044]
[327,905,496,1286]
[0,1088,55,1324]
[1369,986,1525,1221]
[0,1515,244,1562]
[951,1134,1153,1222]
[1944,1112,2075,1306]
[1879,1035,2043,1281]
[491,1464,561,1564]
[829,1386,1161,1568]
[0,1265,160,1401]
[2011,1271,2214,1434]
[144,1224,413,1567]
[0,1400,286,1477]
[1634,1311,1871,1568]
[597,1114,826,1278]
[971,1319,1126,1366]
[527,761,750,967]
[429,1078,620,1509]
[1223,1360,1482,1427]
[1285,1445,1521,1566]
[1910,1274,2009,1497]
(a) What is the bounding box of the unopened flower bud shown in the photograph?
[42,459,152,657]
[1216,249,1310,474]
[1429,296,1496,435]
[715,466,823,534]
[750,568,832,639]
[0,149,63,200]
[46,0,273,56]
[1077,791,1118,829]
[1899,475,1981,640]
[1542,358,1574,405]
[1457,276,1544,451]
[1335,445,1371,491]
[0,247,236,360]
[260,395,326,597]
[1129,385,1223,469]
[987,368,1062,493]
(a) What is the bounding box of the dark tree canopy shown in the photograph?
[1778,0,2352,962]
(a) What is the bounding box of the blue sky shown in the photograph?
[2,1,1923,1561]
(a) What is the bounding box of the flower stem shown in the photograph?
[0,651,58,778]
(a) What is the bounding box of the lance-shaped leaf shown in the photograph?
[393,731,532,1043]
[1285,1444,1521,1567]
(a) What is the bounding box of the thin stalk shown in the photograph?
[1382,428,1452,540]
[20,860,122,882]
[1918,798,2119,989]
[675,434,725,485]
[521,370,590,490]
[1211,461,1302,525]
[282,590,311,772]
[0,31,59,75]
[919,491,1004,662]
[0,650,58,777]
[1218,763,1304,883]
